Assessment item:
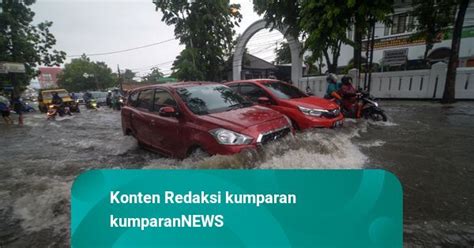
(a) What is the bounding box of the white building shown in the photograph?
[334,0,474,70]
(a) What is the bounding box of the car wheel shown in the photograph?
[187,146,209,159]
[290,119,300,131]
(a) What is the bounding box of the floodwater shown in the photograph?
[0,101,473,247]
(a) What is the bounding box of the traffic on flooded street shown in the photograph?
[2,0,474,247]
[1,101,474,246]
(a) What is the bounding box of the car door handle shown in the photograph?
[131,113,135,118]
[150,120,155,126]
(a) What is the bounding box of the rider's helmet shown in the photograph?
[326,73,338,83]
[341,75,353,85]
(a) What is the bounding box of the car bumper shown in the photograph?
[205,129,293,156]
[298,114,345,129]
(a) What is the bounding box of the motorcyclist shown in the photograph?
[339,76,362,118]
[324,73,342,102]
[111,89,123,110]
[52,92,63,105]
[83,91,93,106]
[83,91,92,102]
[51,92,66,116]
[106,91,112,108]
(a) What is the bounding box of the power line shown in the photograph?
[67,38,177,58]
[129,60,175,71]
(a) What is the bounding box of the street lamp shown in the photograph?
[83,73,99,90]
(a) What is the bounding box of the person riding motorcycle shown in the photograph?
[106,91,112,108]
[51,92,67,116]
[338,76,362,118]
[83,91,92,103]
[324,73,342,102]
[111,89,123,110]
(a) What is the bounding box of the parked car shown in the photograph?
[121,82,293,158]
[226,79,344,130]
[74,93,84,105]
[89,91,108,106]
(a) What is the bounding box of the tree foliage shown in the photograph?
[154,0,242,81]
[57,55,116,92]
[411,0,456,59]
[0,0,66,93]
[122,69,136,81]
[142,67,164,82]
[254,0,393,73]
[253,0,301,37]
[351,0,394,69]
[274,42,291,65]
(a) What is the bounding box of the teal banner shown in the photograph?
[71,169,402,247]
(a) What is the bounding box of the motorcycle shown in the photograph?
[47,104,72,120]
[111,96,124,111]
[85,99,99,110]
[340,90,387,122]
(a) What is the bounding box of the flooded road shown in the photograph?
[1,101,474,247]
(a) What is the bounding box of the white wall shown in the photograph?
[297,63,474,99]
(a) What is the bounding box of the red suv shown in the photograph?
[226,79,344,130]
[121,82,292,158]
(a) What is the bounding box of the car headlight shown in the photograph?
[210,128,253,145]
[298,106,328,117]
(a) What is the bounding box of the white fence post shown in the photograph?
[428,62,447,99]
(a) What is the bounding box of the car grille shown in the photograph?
[322,108,340,119]
[257,126,291,145]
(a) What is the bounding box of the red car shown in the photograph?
[121,82,293,158]
[226,79,344,130]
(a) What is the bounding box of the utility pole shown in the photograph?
[117,64,122,91]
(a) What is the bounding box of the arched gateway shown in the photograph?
[232,19,303,83]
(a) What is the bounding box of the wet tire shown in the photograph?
[290,119,300,131]
[188,147,209,158]
[368,109,387,122]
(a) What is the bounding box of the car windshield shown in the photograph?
[176,85,252,115]
[263,81,307,99]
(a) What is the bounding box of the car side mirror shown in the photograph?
[257,96,271,105]
[159,106,178,117]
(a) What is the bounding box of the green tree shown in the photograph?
[254,0,393,73]
[122,69,136,81]
[411,0,456,59]
[253,0,301,37]
[154,0,242,81]
[142,67,164,82]
[350,0,393,70]
[170,48,204,81]
[274,42,291,65]
[0,0,66,93]
[57,55,116,92]
[442,0,470,103]
[300,0,355,73]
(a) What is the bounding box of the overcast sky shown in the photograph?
[31,0,284,78]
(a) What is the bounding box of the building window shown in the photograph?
[407,14,414,32]
[391,13,407,35]
[43,73,52,81]
[384,24,391,36]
